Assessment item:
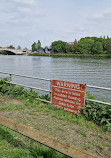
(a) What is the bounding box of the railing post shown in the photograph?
[9,73,12,87]
[50,80,52,103]
[84,84,86,105]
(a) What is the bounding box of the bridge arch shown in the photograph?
[2,50,16,55]
[0,47,29,55]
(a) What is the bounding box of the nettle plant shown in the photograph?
[84,92,111,131]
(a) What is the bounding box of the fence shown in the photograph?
[86,84,111,106]
[0,71,111,106]
[0,71,52,104]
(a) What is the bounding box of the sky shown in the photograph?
[0,0,111,49]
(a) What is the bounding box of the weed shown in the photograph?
[83,92,111,131]
[83,143,92,150]
[107,143,111,150]
[97,143,104,150]
[55,126,64,131]
[76,126,88,137]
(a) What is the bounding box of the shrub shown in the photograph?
[84,92,111,131]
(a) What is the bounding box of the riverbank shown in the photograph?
[0,78,111,157]
[0,94,111,158]
[28,53,111,58]
[1,50,111,58]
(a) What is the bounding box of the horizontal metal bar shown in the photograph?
[35,98,51,104]
[6,82,51,92]
[0,71,51,81]
[0,71,111,91]
[0,71,9,75]
[12,73,51,81]
[85,98,111,106]
[87,85,111,91]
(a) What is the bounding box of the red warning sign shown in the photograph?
[51,80,86,114]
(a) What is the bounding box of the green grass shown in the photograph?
[0,125,68,158]
[97,143,104,150]
[76,126,88,137]
[0,79,111,157]
[82,143,93,150]
[0,94,111,158]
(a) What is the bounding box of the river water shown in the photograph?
[0,55,111,102]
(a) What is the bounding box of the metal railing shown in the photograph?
[0,71,111,106]
[0,71,52,104]
[86,85,111,106]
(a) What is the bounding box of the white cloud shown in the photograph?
[9,0,38,6]
[0,0,46,26]
[18,7,31,14]
[92,14,103,19]
[74,27,87,32]
[18,7,46,18]
[1,0,111,48]
[92,8,111,21]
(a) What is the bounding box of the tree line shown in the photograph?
[5,36,111,55]
[51,36,111,54]
[6,45,28,50]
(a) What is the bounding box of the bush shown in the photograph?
[0,78,39,100]
[84,92,111,131]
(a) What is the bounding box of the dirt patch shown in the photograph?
[0,95,23,106]
[10,99,22,105]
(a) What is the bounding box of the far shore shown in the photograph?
[28,53,111,58]
[0,51,111,58]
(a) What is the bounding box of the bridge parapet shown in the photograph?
[0,47,30,55]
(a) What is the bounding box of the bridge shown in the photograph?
[0,47,31,55]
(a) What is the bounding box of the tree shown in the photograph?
[31,40,42,51]
[65,40,78,53]
[17,45,21,50]
[51,40,67,53]
[8,45,15,49]
[71,39,78,53]
[31,42,38,51]
[44,46,48,49]
[76,38,94,54]
[89,37,106,52]
[92,42,103,54]
[37,40,41,49]
[65,43,72,53]
[106,39,111,54]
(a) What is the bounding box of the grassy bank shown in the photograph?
[28,53,111,58]
[0,125,68,158]
[0,94,111,157]
[0,78,111,157]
